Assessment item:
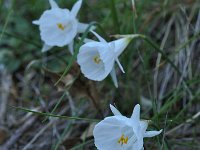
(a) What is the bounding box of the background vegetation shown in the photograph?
[0,0,199,149]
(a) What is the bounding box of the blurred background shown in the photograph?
[0,0,200,149]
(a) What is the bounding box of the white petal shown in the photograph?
[125,133,144,150]
[110,67,118,87]
[77,23,96,33]
[91,31,107,43]
[68,41,74,54]
[144,129,163,138]
[49,0,59,8]
[77,39,115,82]
[140,120,148,136]
[93,116,133,150]
[136,138,144,150]
[99,48,115,75]
[140,120,148,135]
[39,9,78,46]
[42,44,52,52]
[110,37,132,57]
[93,117,123,150]
[115,58,125,73]
[131,104,140,122]
[32,20,40,25]
[77,42,107,81]
[109,104,122,116]
[97,42,115,76]
[71,0,82,17]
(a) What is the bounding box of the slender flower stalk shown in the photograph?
[77,31,132,87]
[131,0,136,12]
[93,104,162,150]
[33,0,93,54]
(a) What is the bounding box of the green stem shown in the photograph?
[132,13,137,34]
[10,105,99,122]
[42,92,66,122]
[113,34,182,76]
[131,0,137,33]
[110,0,120,33]
[0,10,13,42]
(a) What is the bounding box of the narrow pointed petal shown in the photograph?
[115,58,125,73]
[109,104,122,116]
[140,120,148,134]
[71,0,82,17]
[131,104,140,122]
[140,121,148,131]
[32,20,40,25]
[42,44,52,52]
[49,0,59,8]
[68,41,74,55]
[91,31,107,43]
[77,23,96,33]
[110,68,118,88]
[144,129,163,138]
[112,37,132,57]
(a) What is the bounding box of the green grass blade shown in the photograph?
[42,92,67,122]
[10,105,99,122]
[110,0,120,33]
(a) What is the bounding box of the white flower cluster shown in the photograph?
[33,0,132,87]
[33,0,163,149]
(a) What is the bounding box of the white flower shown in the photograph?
[93,104,162,150]
[77,31,132,87]
[33,0,92,54]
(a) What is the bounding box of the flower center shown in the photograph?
[57,23,65,30]
[93,55,101,64]
[117,134,129,145]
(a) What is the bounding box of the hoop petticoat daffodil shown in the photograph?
[77,31,132,87]
[33,0,93,54]
[93,104,162,150]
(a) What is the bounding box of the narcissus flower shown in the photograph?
[33,0,92,54]
[77,31,132,87]
[93,104,162,150]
